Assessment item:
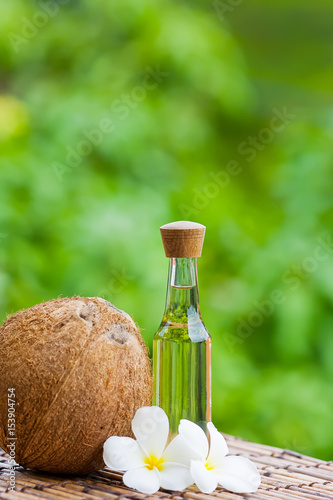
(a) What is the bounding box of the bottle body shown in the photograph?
[153,258,212,435]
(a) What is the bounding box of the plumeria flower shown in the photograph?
[103,406,193,494]
[178,419,261,494]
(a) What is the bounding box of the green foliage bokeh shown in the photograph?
[1,0,333,459]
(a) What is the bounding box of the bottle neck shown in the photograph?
[163,258,201,325]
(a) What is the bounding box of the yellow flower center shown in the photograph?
[205,461,214,471]
[144,455,164,471]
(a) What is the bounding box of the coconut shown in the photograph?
[0,297,152,475]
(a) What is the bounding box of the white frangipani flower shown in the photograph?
[178,420,261,494]
[103,406,193,495]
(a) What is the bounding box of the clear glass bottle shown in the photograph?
[153,221,212,436]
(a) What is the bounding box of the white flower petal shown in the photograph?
[163,434,197,466]
[178,420,208,460]
[216,456,261,493]
[207,422,228,466]
[132,406,169,457]
[190,459,218,494]
[159,463,194,491]
[123,466,160,494]
[103,436,144,471]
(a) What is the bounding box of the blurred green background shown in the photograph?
[1,0,333,459]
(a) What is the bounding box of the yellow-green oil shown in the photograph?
[153,272,212,435]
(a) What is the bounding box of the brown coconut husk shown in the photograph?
[0,297,152,475]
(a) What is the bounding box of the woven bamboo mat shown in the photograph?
[1,435,333,500]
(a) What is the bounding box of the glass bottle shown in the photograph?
[153,221,212,436]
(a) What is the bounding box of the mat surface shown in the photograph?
[1,435,332,499]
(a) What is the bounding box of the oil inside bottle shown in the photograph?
[153,261,212,436]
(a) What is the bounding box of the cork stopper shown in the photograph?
[160,221,206,258]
